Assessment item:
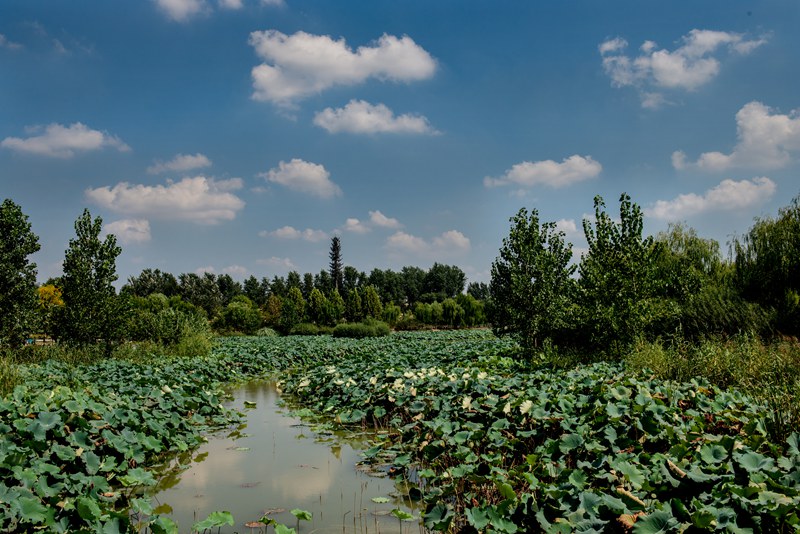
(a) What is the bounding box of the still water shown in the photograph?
[152,381,420,533]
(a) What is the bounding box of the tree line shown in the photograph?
[490,192,800,356]
[0,200,488,353]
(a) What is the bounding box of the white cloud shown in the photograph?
[259,225,327,242]
[260,0,285,5]
[218,0,243,9]
[103,219,151,244]
[223,264,248,277]
[647,177,776,220]
[147,153,212,174]
[484,155,601,189]
[195,265,215,275]
[386,230,471,259]
[369,210,402,229]
[673,101,800,172]
[313,100,438,134]
[554,218,578,236]
[260,158,342,198]
[600,29,767,107]
[0,34,23,50]
[154,0,208,21]
[86,176,245,225]
[1,122,130,158]
[343,218,370,234]
[256,256,295,270]
[249,30,436,106]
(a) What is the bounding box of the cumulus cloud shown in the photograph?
[223,264,248,277]
[600,29,767,107]
[386,230,471,259]
[103,219,151,244]
[86,176,245,225]
[343,218,370,234]
[647,177,776,220]
[257,256,295,270]
[195,265,215,275]
[554,218,578,236]
[259,225,327,242]
[673,101,800,172]
[0,34,23,50]
[249,30,436,106]
[369,210,402,229]
[313,100,438,134]
[260,158,342,198]
[1,122,130,158]
[484,155,601,189]
[154,0,208,21]
[147,153,212,174]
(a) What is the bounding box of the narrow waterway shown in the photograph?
[152,381,420,533]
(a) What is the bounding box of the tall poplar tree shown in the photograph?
[56,209,127,354]
[329,236,343,293]
[0,199,40,347]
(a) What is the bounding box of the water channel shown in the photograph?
[151,381,421,533]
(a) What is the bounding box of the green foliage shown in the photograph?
[653,223,722,301]
[255,327,279,337]
[0,199,41,347]
[382,303,402,326]
[329,236,343,293]
[344,288,363,322]
[441,298,465,327]
[361,285,383,319]
[279,287,306,334]
[277,331,800,532]
[306,288,330,325]
[626,336,800,441]
[423,263,466,299]
[214,296,263,335]
[734,194,800,335]
[178,272,222,318]
[490,207,576,353]
[122,268,178,297]
[55,209,127,354]
[578,194,659,354]
[457,293,486,326]
[332,319,390,338]
[290,322,321,336]
[328,288,345,323]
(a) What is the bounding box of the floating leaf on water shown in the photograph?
[234,447,251,452]
[371,497,390,503]
[262,508,286,515]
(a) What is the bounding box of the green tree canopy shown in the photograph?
[489,207,576,353]
[578,194,659,353]
[0,199,41,347]
[56,209,127,353]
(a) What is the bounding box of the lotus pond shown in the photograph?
[1,331,800,532]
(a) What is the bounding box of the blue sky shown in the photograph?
[2,0,799,287]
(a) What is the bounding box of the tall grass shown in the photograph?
[0,350,19,397]
[626,335,800,442]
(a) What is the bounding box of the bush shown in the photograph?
[290,323,320,336]
[332,319,390,338]
[393,315,425,331]
[255,327,279,337]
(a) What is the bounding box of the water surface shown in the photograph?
[153,381,419,533]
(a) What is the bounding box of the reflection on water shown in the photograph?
[152,381,420,533]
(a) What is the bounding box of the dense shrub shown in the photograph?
[332,319,390,338]
[290,323,320,336]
